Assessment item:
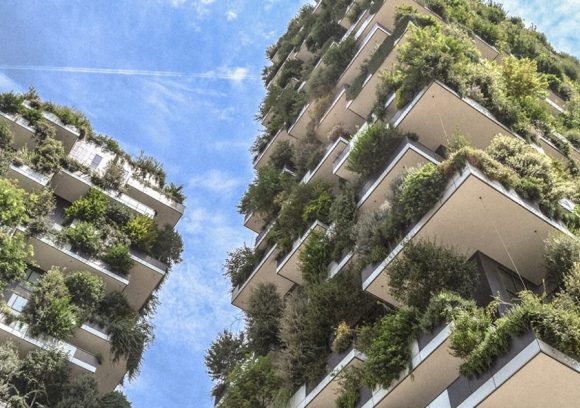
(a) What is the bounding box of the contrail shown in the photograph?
[0,65,260,81]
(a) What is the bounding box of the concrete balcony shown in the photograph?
[25,227,130,294]
[357,139,440,215]
[125,176,185,227]
[231,245,294,311]
[546,89,567,115]
[260,108,275,127]
[336,24,390,91]
[276,221,329,285]
[0,314,98,376]
[0,111,36,149]
[6,163,51,192]
[393,81,522,152]
[253,129,296,170]
[124,249,168,310]
[294,41,315,62]
[332,121,370,183]
[342,8,371,42]
[362,164,572,305]
[34,108,79,153]
[362,325,461,408]
[428,332,580,408]
[328,250,356,279]
[254,220,275,252]
[289,347,367,408]
[244,211,267,234]
[288,102,318,140]
[301,137,349,186]
[346,23,411,118]
[317,88,366,141]
[52,169,156,218]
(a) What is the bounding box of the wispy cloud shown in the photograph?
[0,65,259,81]
[226,10,238,21]
[188,169,243,196]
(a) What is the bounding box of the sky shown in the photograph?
[0,1,578,407]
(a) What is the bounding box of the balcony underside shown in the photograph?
[231,246,294,311]
[364,165,570,304]
[317,89,365,141]
[244,211,267,234]
[6,164,50,192]
[0,112,35,149]
[254,129,295,170]
[288,103,317,140]
[125,180,184,228]
[277,222,328,285]
[336,24,390,91]
[302,137,349,186]
[358,140,440,215]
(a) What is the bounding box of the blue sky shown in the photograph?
[0,1,577,407]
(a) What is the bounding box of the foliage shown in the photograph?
[63,221,102,256]
[0,121,14,149]
[335,366,363,408]
[96,160,126,191]
[387,240,478,310]
[42,102,93,139]
[22,268,78,339]
[151,225,183,267]
[205,330,247,385]
[103,244,135,275]
[328,185,358,260]
[0,178,29,226]
[224,246,259,289]
[133,152,166,187]
[299,230,332,286]
[0,232,32,291]
[65,188,108,223]
[0,92,24,114]
[220,356,282,408]
[64,271,105,318]
[543,234,580,292]
[31,137,64,175]
[331,321,353,354]
[363,308,418,388]
[53,375,100,408]
[124,215,158,252]
[99,392,132,408]
[347,122,414,179]
[307,36,358,99]
[239,165,296,220]
[271,181,333,254]
[246,283,284,355]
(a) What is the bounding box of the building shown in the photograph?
[0,90,185,395]
[210,0,580,407]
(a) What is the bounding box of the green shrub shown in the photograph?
[363,308,418,388]
[220,356,282,408]
[246,284,284,356]
[329,185,357,260]
[103,244,135,275]
[335,366,363,408]
[95,161,126,191]
[0,92,24,114]
[124,215,157,252]
[299,230,332,286]
[347,122,411,179]
[0,178,29,227]
[63,222,102,256]
[65,271,105,317]
[105,202,133,226]
[65,188,108,222]
[331,321,353,354]
[0,232,32,291]
[22,268,79,339]
[224,246,259,289]
[205,330,247,385]
[239,165,296,220]
[151,225,183,267]
[31,137,64,175]
[99,391,132,408]
[544,234,580,292]
[387,240,478,310]
[0,122,14,149]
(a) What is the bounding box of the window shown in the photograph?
[497,267,526,297]
[7,294,27,314]
[90,154,103,169]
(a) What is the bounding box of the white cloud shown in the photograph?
[224,67,251,83]
[226,10,238,21]
[188,169,243,195]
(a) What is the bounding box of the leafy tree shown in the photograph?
[220,356,281,408]
[99,392,132,408]
[96,161,126,191]
[0,232,32,291]
[151,225,183,267]
[0,178,29,227]
[544,234,580,292]
[65,271,105,318]
[53,375,100,408]
[0,121,14,148]
[387,240,478,310]
[63,221,102,256]
[501,56,548,100]
[31,137,64,175]
[246,284,283,355]
[224,246,258,288]
[299,230,332,286]
[22,268,78,339]
[205,330,247,384]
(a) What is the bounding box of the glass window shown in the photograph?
[90,154,103,169]
[8,294,28,313]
